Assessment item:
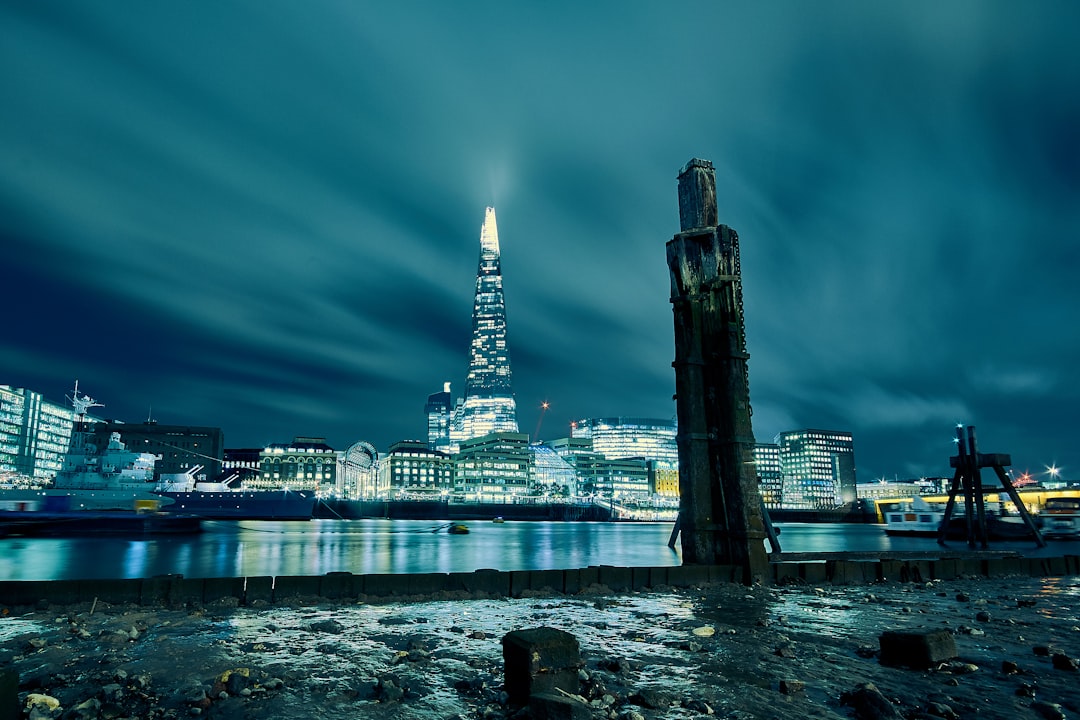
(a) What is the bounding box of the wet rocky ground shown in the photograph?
[2,573,1079,719]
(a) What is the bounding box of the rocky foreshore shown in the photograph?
[2,573,1079,719]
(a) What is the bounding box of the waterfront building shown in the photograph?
[0,385,77,482]
[530,443,577,496]
[569,452,651,499]
[256,436,337,493]
[775,429,856,509]
[651,464,680,499]
[92,421,224,482]
[569,417,679,469]
[424,382,454,453]
[453,431,530,501]
[449,208,519,450]
[378,440,452,498]
[753,443,784,509]
[340,440,380,499]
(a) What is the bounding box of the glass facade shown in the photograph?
[569,417,678,469]
[0,385,76,482]
[530,443,577,495]
[775,429,856,510]
[425,383,453,452]
[453,432,530,500]
[753,443,784,509]
[450,208,519,449]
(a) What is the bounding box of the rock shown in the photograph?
[100,683,123,702]
[627,688,671,709]
[468,630,487,639]
[955,593,969,602]
[779,679,805,695]
[1015,683,1036,697]
[879,629,957,669]
[855,644,878,658]
[839,682,903,720]
[1034,646,1053,657]
[1032,701,1066,720]
[308,619,344,634]
[683,699,714,714]
[974,611,991,622]
[1051,653,1078,671]
[1018,599,1037,608]
[924,700,958,719]
[70,698,101,720]
[374,675,405,703]
[691,626,715,637]
[527,691,590,720]
[1001,660,1021,674]
[774,646,796,658]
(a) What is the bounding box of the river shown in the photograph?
[2,519,1078,581]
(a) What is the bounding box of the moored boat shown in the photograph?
[883,496,1036,540]
[1041,497,1080,539]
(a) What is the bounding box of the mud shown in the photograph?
[2,574,1079,719]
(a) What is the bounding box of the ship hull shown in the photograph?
[0,510,201,537]
[153,490,316,520]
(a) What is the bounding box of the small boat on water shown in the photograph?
[882,496,1036,540]
[1042,497,1080,539]
[447,523,470,534]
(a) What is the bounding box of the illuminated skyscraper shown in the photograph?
[450,207,519,449]
[774,429,856,509]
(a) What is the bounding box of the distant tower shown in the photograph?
[425,382,453,452]
[450,207,519,448]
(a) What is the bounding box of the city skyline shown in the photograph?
[3,4,1078,483]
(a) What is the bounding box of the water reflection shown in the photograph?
[1,520,1078,581]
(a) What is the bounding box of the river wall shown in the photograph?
[313,499,613,521]
[2,554,1077,609]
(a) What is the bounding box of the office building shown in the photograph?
[530,443,577,496]
[257,436,337,493]
[449,208,519,449]
[379,440,452,498]
[425,382,454,452]
[0,385,77,482]
[569,417,678,469]
[453,431,530,500]
[753,443,784,509]
[775,429,856,509]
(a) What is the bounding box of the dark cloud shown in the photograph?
[3,2,1078,483]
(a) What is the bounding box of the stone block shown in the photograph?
[273,575,320,600]
[597,565,631,591]
[800,562,828,584]
[502,627,581,706]
[408,572,450,596]
[244,577,273,604]
[203,577,243,604]
[79,579,140,605]
[879,629,957,668]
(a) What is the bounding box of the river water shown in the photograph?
[2,519,1078,581]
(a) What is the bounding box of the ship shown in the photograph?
[0,383,201,536]
[153,465,316,520]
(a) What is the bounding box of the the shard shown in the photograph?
[450,207,519,448]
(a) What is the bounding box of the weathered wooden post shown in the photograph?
[667,158,769,582]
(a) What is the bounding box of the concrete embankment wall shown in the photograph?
[2,556,1077,609]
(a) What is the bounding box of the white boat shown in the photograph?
[1041,497,1080,539]
[883,495,1036,540]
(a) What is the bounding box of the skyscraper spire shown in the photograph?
[450,207,519,448]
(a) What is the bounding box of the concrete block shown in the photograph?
[362,573,404,598]
[931,559,961,580]
[771,563,801,584]
[79,579,140,605]
[273,575,321,600]
[800,562,828,584]
[445,569,509,596]
[646,566,670,588]
[318,572,356,599]
[0,581,67,607]
[879,629,956,668]
[408,572,450,596]
[597,565,631,591]
[244,577,273,604]
[510,570,563,597]
[140,575,179,605]
[503,627,581,706]
[203,577,244,603]
[169,577,205,606]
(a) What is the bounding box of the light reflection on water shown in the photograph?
[1,520,1077,581]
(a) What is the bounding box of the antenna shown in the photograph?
[66,380,104,419]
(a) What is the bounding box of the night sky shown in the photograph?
[4,2,1078,484]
